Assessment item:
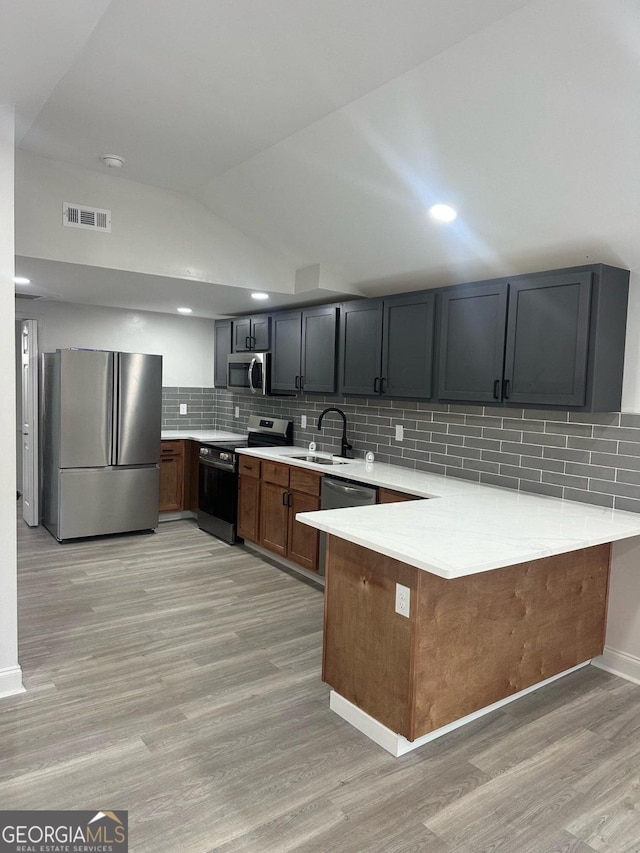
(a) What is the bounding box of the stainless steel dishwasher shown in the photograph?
[319,477,378,575]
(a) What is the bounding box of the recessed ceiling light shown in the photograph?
[14,276,31,285]
[177,307,192,314]
[251,292,269,301]
[428,204,457,223]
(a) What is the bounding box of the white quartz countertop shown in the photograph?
[237,445,640,579]
[161,430,246,442]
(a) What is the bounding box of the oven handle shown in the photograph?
[199,457,236,473]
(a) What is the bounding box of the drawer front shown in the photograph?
[161,440,184,457]
[289,466,322,496]
[378,487,420,504]
[261,461,290,486]
[238,456,261,478]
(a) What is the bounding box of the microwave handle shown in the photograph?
[248,357,258,394]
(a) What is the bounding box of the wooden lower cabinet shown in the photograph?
[159,440,185,512]
[287,489,321,571]
[378,487,421,504]
[250,459,322,571]
[323,538,611,741]
[237,458,261,542]
[260,479,289,556]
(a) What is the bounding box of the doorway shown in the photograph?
[15,317,39,526]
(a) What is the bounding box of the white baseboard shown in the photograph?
[0,665,25,699]
[592,646,640,686]
[330,660,591,757]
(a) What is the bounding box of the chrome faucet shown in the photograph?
[317,407,353,459]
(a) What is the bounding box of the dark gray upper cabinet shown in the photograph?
[271,305,339,394]
[436,264,629,411]
[339,292,435,399]
[301,305,339,393]
[339,300,384,395]
[271,311,302,392]
[381,292,436,399]
[214,319,232,388]
[437,281,508,403]
[232,314,271,352]
[503,271,592,407]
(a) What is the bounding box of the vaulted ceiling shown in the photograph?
[5,0,640,316]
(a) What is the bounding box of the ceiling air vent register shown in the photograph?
[63,202,111,233]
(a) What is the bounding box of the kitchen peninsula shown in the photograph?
[237,446,640,756]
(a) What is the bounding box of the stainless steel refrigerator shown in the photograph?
[41,348,162,541]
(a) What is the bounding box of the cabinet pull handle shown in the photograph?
[295,375,300,389]
[250,335,256,349]
[299,375,304,390]
[493,379,500,399]
[380,377,387,394]
[373,377,380,393]
[503,379,511,399]
[282,491,288,506]
[287,492,293,508]
[245,336,251,350]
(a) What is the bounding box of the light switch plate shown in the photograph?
[395,424,404,441]
[234,406,240,418]
[301,414,307,429]
[179,403,187,415]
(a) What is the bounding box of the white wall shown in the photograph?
[0,106,23,698]
[15,150,295,294]
[15,298,216,387]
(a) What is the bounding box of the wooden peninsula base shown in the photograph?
[323,537,611,751]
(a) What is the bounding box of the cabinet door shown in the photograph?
[301,305,338,393]
[437,282,508,403]
[271,310,302,392]
[250,315,271,351]
[159,443,184,512]
[287,490,320,571]
[214,319,232,387]
[504,272,592,407]
[339,300,383,395]
[233,318,252,352]
[260,480,289,557]
[382,292,435,399]
[237,474,260,542]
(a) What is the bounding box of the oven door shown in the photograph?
[227,353,267,395]
[197,457,239,543]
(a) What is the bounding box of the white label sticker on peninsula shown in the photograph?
[395,583,410,618]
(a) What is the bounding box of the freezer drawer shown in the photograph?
[57,466,159,541]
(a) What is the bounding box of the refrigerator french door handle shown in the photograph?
[110,352,119,465]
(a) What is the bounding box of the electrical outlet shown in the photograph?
[234,406,240,418]
[301,414,307,429]
[395,583,410,618]
[395,424,404,441]
[179,403,187,415]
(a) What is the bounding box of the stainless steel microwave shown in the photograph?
[227,352,271,395]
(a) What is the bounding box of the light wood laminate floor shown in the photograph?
[3,515,640,852]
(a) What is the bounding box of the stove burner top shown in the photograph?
[201,439,248,451]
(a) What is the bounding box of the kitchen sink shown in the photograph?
[290,454,348,465]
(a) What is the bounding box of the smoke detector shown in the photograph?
[101,154,125,169]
